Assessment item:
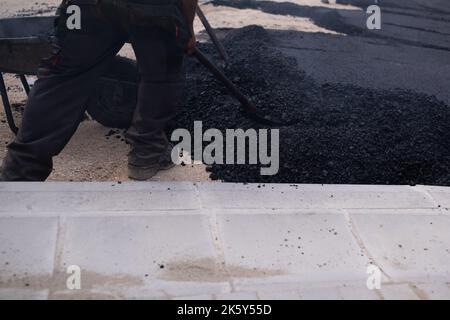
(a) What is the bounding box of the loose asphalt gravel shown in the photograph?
[173,25,450,185]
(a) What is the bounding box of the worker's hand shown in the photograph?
[181,0,198,55]
[186,33,197,55]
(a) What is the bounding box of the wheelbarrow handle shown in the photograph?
[0,73,19,134]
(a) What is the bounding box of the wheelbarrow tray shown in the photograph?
[0,16,55,74]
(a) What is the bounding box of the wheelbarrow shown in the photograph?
[0,13,230,134]
[0,16,55,134]
[0,16,139,134]
[0,14,284,133]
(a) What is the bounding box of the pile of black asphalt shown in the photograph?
[174,25,450,185]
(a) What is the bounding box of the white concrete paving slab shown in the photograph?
[378,284,419,300]
[337,285,381,300]
[0,182,449,299]
[297,286,342,300]
[349,214,450,281]
[422,186,450,209]
[214,292,259,300]
[0,289,49,300]
[216,212,370,282]
[47,214,223,298]
[0,218,58,288]
[347,208,444,216]
[256,289,302,300]
[412,282,450,300]
[236,281,387,300]
[197,183,435,209]
[173,294,214,300]
[58,215,217,280]
[0,182,201,214]
[232,278,310,292]
[159,281,231,299]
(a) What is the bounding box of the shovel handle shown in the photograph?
[192,48,257,114]
[196,6,229,62]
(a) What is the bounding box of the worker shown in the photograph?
[0,0,197,181]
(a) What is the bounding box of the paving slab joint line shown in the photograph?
[405,282,430,300]
[193,183,235,293]
[377,282,427,300]
[412,185,439,208]
[343,210,392,282]
[48,215,67,299]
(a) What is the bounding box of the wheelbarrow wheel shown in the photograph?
[87,56,138,129]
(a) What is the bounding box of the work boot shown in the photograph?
[128,143,175,181]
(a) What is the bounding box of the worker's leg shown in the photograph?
[127,23,186,179]
[0,5,126,181]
